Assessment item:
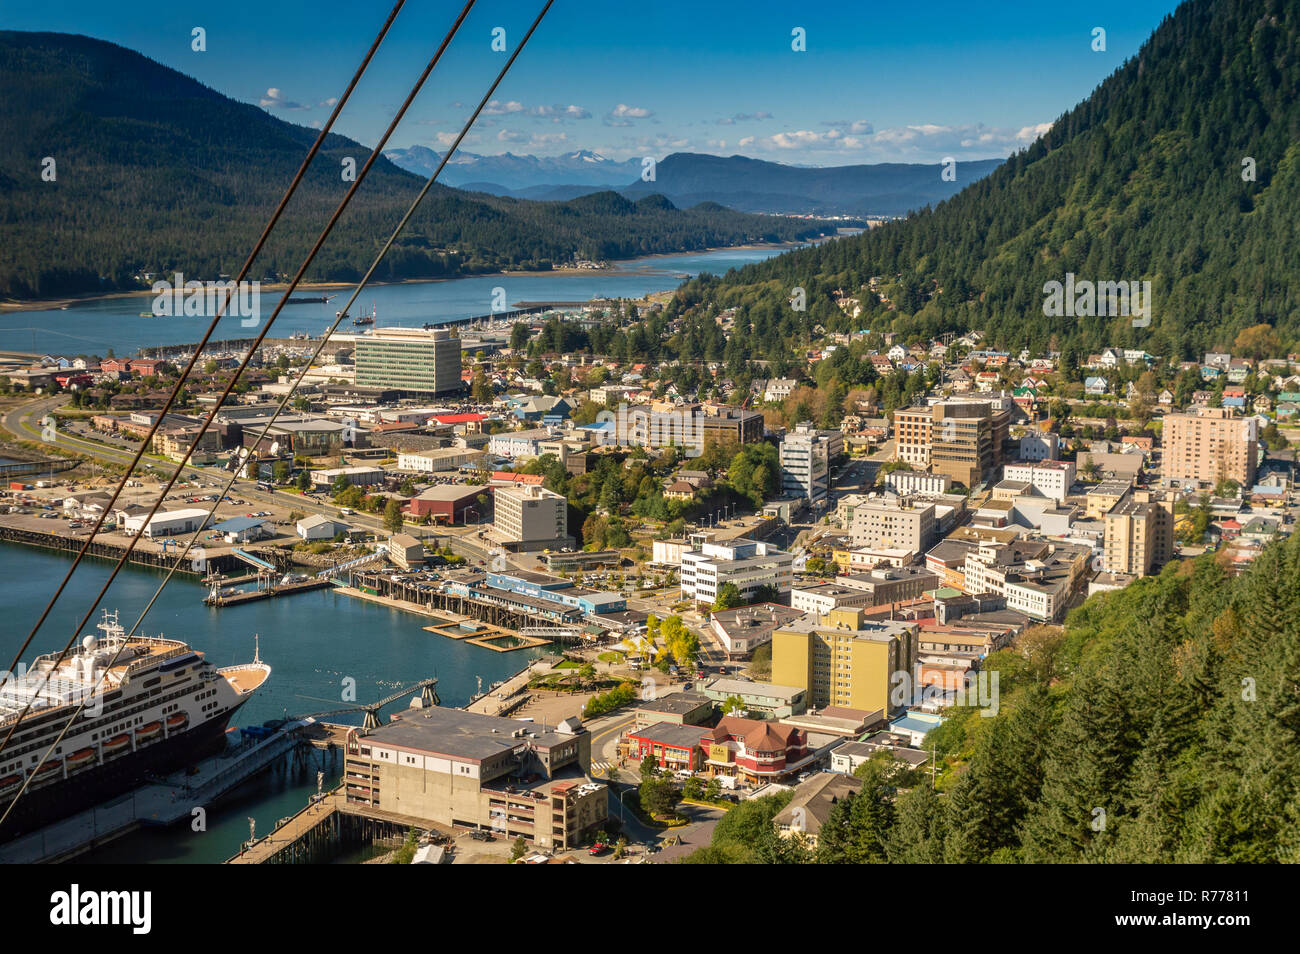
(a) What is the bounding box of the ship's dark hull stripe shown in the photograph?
[0,702,247,843]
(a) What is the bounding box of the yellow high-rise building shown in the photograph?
[771,607,918,715]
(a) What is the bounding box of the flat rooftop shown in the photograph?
[635,691,712,715]
[362,705,579,761]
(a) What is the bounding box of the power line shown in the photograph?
[0,0,473,777]
[0,0,409,705]
[0,0,553,835]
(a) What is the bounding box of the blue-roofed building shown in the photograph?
[486,569,626,615]
[888,711,944,746]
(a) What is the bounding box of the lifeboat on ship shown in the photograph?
[32,758,61,777]
[135,721,162,742]
[67,748,96,772]
[0,774,20,794]
[166,712,189,732]
[102,733,130,755]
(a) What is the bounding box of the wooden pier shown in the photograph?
[0,524,240,576]
[225,790,426,864]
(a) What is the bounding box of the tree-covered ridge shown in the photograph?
[0,32,834,298]
[684,0,1300,360]
[687,533,1300,864]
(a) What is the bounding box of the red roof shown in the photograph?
[491,471,544,485]
[431,413,486,424]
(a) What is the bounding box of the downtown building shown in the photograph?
[892,397,1012,487]
[679,536,794,606]
[779,422,832,507]
[353,327,463,396]
[491,483,572,551]
[848,495,938,553]
[771,607,920,716]
[342,706,606,851]
[1102,489,1177,577]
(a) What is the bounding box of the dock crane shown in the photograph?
[300,678,440,730]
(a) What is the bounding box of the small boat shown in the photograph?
[67,748,96,772]
[166,713,189,731]
[0,774,20,793]
[102,733,130,754]
[136,721,162,742]
[33,759,61,776]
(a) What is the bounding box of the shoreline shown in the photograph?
[0,241,809,317]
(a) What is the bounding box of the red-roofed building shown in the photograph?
[700,717,814,784]
[54,372,94,390]
[431,413,486,426]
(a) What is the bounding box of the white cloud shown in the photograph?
[260,87,309,111]
[1016,121,1054,142]
[497,129,571,148]
[605,103,654,126]
[483,99,526,115]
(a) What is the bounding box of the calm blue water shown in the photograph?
[0,246,792,357]
[0,544,544,862]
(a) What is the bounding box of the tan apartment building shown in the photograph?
[1103,490,1176,576]
[771,607,919,715]
[1162,406,1258,489]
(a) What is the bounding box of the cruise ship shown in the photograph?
[0,611,270,841]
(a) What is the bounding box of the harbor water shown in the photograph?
[0,545,546,863]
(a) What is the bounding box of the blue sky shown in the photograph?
[5,0,1182,164]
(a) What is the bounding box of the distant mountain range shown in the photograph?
[0,33,836,299]
[383,148,1005,216]
[384,146,644,190]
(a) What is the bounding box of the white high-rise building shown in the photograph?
[780,423,830,506]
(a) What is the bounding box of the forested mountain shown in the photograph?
[687,532,1300,864]
[0,33,834,299]
[683,0,1300,359]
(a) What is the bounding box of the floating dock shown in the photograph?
[205,577,332,607]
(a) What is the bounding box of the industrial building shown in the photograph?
[121,507,209,538]
[342,707,605,851]
[405,484,485,524]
